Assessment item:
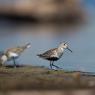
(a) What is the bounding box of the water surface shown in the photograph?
[0,2,95,72]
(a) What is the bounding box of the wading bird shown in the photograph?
[37,42,72,70]
[0,43,31,67]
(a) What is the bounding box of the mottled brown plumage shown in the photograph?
[6,46,26,56]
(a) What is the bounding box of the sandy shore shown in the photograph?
[1,90,95,95]
[0,66,95,92]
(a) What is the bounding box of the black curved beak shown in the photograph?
[67,47,72,52]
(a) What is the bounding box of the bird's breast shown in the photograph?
[51,50,58,58]
[57,52,63,58]
[1,55,8,63]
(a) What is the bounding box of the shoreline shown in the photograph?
[0,66,95,91]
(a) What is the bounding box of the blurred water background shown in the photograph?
[0,0,95,73]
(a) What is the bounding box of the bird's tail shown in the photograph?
[37,54,43,57]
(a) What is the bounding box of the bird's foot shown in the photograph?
[52,64,63,70]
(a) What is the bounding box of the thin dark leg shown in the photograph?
[52,61,62,69]
[50,61,52,69]
[12,57,16,68]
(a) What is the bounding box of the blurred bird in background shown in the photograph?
[0,43,31,68]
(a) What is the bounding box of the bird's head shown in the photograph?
[59,42,72,52]
[26,43,31,49]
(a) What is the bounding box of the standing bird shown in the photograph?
[0,43,31,67]
[37,42,72,69]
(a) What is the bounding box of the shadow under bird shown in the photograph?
[37,42,72,70]
[0,43,31,67]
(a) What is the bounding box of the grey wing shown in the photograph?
[40,48,57,58]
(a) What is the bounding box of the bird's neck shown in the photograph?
[20,45,28,51]
[58,47,64,53]
[21,46,27,50]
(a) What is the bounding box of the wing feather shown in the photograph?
[6,47,24,54]
[38,48,58,59]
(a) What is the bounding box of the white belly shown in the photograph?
[1,55,8,64]
[8,52,19,58]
